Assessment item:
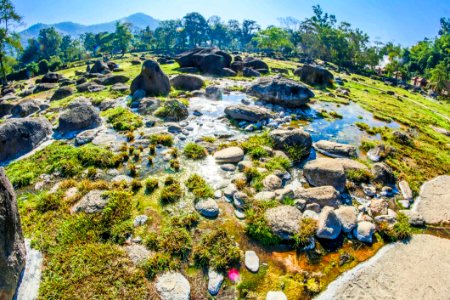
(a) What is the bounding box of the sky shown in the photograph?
[13,0,450,47]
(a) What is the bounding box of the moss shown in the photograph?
[284,144,309,162]
[169,158,181,171]
[346,169,373,183]
[154,100,187,121]
[169,213,200,229]
[293,218,317,247]
[245,200,281,246]
[201,136,217,143]
[6,142,117,188]
[142,253,179,280]
[149,133,173,146]
[265,156,292,171]
[144,177,159,193]
[157,226,192,258]
[241,132,273,152]
[185,174,214,199]
[35,191,63,213]
[193,228,241,271]
[130,179,142,193]
[102,107,143,131]
[247,146,270,159]
[160,180,183,204]
[183,142,207,160]
[378,213,412,242]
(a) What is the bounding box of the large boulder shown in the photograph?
[156,272,190,300]
[170,74,204,91]
[51,86,74,101]
[224,105,271,122]
[247,76,315,107]
[244,57,269,73]
[214,147,244,164]
[415,175,450,225]
[303,158,347,192]
[0,102,14,118]
[56,99,101,137]
[175,48,232,75]
[11,100,40,118]
[130,59,171,97]
[297,64,334,86]
[269,129,312,160]
[335,206,357,233]
[0,118,52,163]
[265,205,302,240]
[89,60,109,74]
[313,140,357,158]
[295,186,341,208]
[0,168,26,300]
[41,72,63,83]
[96,74,129,86]
[33,83,58,93]
[316,206,342,239]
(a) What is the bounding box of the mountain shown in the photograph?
[19,13,160,42]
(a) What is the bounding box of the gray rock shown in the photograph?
[195,198,219,218]
[335,206,357,233]
[56,100,101,137]
[156,272,190,300]
[71,190,109,214]
[369,198,388,217]
[262,174,282,191]
[0,168,26,300]
[254,191,276,201]
[247,76,315,107]
[225,104,271,122]
[398,180,413,201]
[303,158,346,192]
[125,244,150,265]
[130,59,171,97]
[51,86,74,101]
[372,162,395,185]
[245,250,260,272]
[170,74,204,91]
[414,175,450,225]
[269,128,312,161]
[297,64,333,86]
[265,205,302,240]
[316,206,342,239]
[220,164,236,172]
[11,100,40,117]
[400,210,425,226]
[205,86,223,100]
[214,147,244,163]
[313,140,357,158]
[306,202,321,213]
[295,186,341,208]
[75,129,98,145]
[111,175,133,183]
[266,291,287,300]
[133,215,148,227]
[353,221,375,243]
[207,269,224,296]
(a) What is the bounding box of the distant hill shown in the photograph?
[19,13,160,42]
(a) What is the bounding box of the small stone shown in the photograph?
[335,206,357,233]
[266,291,287,300]
[133,215,148,227]
[156,272,190,300]
[362,184,377,197]
[245,251,260,273]
[207,269,224,296]
[369,198,388,217]
[398,200,410,209]
[195,198,219,218]
[316,206,342,239]
[398,180,413,201]
[214,147,244,163]
[262,174,282,191]
[354,221,375,243]
[254,191,276,201]
[221,164,236,172]
[234,209,246,219]
[306,203,321,213]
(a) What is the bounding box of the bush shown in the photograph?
[130,179,142,192]
[142,253,178,280]
[49,56,63,71]
[149,134,173,147]
[183,143,207,160]
[103,107,143,131]
[36,191,63,213]
[160,180,183,204]
[265,156,292,171]
[378,213,412,242]
[193,228,241,271]
[158,226,192,258]
[144,178,159,193]
[185,174,214,199]
[247,146,269,159]
[169,213,200,229]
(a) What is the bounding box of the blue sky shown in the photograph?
[13,0,450,46]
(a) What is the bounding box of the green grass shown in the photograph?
[102,107,143,131]
[6,142,117,188]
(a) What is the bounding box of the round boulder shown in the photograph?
[265,205,302,240]
[170,74,204,91]
[130,59,171,97]
[214,147,244,164]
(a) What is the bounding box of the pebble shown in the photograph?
[245,251,260,273]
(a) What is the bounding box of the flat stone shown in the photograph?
[245,250,260,273]
[303,158,346,192]
[313,140,357,158]
[214,147,244,163]
[295,186,341,208]
[414,175,450,225]
[254,191,276,201]
[195,198,219,218]
[221,164,236,172]
[156,272,190,300]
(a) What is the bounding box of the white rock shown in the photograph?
[245,251,260,273]
[207,269,224,296]
[156,272,190,300]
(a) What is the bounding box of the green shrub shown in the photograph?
[345,169,373,183]
[169,213,200,229]
[193,228,241,271]
[144,178,159,193]
[378,213,412,242]
[293,218,317,247]
[160,180,183,204]
[185,174,213,199]
[130,179,142,192]
[158,226,192,258]
[265,156,292,171]
[142,253,178,280]
[154,100,188,121]
[103,107,143,131]
[285,145,309,162]
[149,134,173,146]
[241,132,273,152]
[245,201,281,246]
[183,143,207,160]
[247,146,269,159]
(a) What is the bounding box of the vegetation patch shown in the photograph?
[185,174,214,199]
[245,200,281,246]
[149,133,173,146]
[103,107,143,131]
[159,178,183,204]
[183,142,207,160]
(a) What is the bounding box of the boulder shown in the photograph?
[51,86,74,101]
[41,72,63,83]
[195,198,219,218]
[137,98,161,114]
[335,206,357,233]
[245,250,260,273]
[265,205,302,240]
[207,269,224,296]
[89,60,109,74]
[296,186,341,208]
[231,61,244,73]
[175,48,232,75]
[156,272,190,300]
[353,221,375,243]
[11,100,40,117]
[170,74,204,91]
[297,64,334,86]
[0,102,14,118]
[303,158,347,192]
[76,82,106,93]
[205,86,223,100]
[71,190,109,214]
[0,168,26,300]
[214,147,244,164]
[34,83,58,93]
[221,68,237,77]
[243,67,261,77]
[371,162,395,184]
[224,105,271,122]
[244,58,269,72]
[262,174,283,191]
[97,74,130,86]
[0,118,52,163]
[56,100,101,137]
[269,129,312,159]
[247,76,315,107]
[130,59,171,97]
[316,206,342,239]
[415,175,450,225]
[313,140,357,158]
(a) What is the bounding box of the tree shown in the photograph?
[183,12,209,47]
[208,16,230,48]
[253,26,293,53]
[20,38,40,64]
[38,27,62,59]
[135,26,154,51]
[429,61,449,95]
[114,22,133,56]
[241,20,260,50]
[0,0,22,85]
[154,20,185,50]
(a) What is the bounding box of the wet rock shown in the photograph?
[398,180,413,201]
[0,168,26,300]
[369,198,388,217]
[303,158,346,192]
[75,129,98,145]
[207,269,224,296]
[295,186,341,208]
[234,208,246,219]
[214,147,244,164]
[353,221,375,243]
[266,291,287,300]
[71,190,108,214]
[313,140,357,158]
[11,99,40,117]
[195,198,219,218]
[0,118,52,163]
[269,128,312,160]
[335,206,357,233]
[265,205,302,240]
[297,64,333,86]
[415,175,450,225]
[220,164,236,172]
[372,162,395,185]
[245,250,260,273]
[51,86,73,101]
[262,174,282,191]
[205,86,223,100]
[225,104,271,122]
[170,74,204,91]
[224,184,237,199]
[316,206,342,239]
[130,59,171,96]
[137,98,161,114]
[56,100,101,138]
[156,271,190,300]
[247,76,314,107]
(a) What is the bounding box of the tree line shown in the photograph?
[0,0,449,94]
